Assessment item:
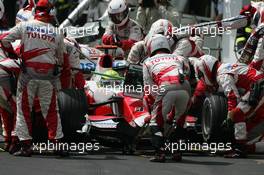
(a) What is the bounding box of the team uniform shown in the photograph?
[16,0,35,24]
[216,63,264,143]
[102,0,144,55]
[60,38,85,89]
[1,20,65,144]
[143,53,191,128]
[0,47,19,151]
[127,40,147,64]
[127,19,174,64]
[143,34,191,162]
[102,19,144,53]
[172,36,204,58]
[194,55,264,157]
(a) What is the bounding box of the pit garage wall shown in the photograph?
[221,0,251,63]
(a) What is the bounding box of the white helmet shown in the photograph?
[149,19,173,37]
[195,55,218,86]
[146,34,171,56]
[145,19,174,48]
[0,0,4,20]
[107,0,129,26]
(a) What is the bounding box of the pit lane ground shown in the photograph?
[0,145,264,175]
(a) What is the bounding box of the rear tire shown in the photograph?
[202,94,228,142]
[58,89,88,141]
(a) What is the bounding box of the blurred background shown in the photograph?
[0,0,254,63]
[0,0,252,29]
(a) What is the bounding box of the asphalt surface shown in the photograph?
[0,145,264,175]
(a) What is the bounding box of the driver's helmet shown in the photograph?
[100,69,122,87]
[107,0,129,26]
[194,55,218,86]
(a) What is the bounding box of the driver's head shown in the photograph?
[102,69,120,80]
[107,0,129,27]
[146,34,171,56]
[100,69,122,87]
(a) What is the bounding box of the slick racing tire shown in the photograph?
[202,94,228,142]
[58,89,88,140]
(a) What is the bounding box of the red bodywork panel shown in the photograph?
[119,93,150,124]
[85,90,151,127]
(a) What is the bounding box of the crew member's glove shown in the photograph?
[113,35,122,47]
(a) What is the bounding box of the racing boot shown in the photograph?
[3,137,11,151]
[13,140,32,157]
[8,136,21,154]
[150,149,166,163]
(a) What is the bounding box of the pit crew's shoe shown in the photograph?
[9,137,21,154]
[224,148,247,158]
[13,141,32,157]
[172,152,182,162]
[3,141,10,152]
[13,145,33,157]
[150,151,166,163]
[13,147,32,157]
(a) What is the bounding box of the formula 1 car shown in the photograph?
[0,44,203,153]
[56,50,204,153]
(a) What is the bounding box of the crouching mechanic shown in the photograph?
[0,45,18,152]
[127,18,204,65]
[127,19,175,64]
[1,0,65,157]
[143,34,191,162]
[194,55,264,158]
[102,0,144,55]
